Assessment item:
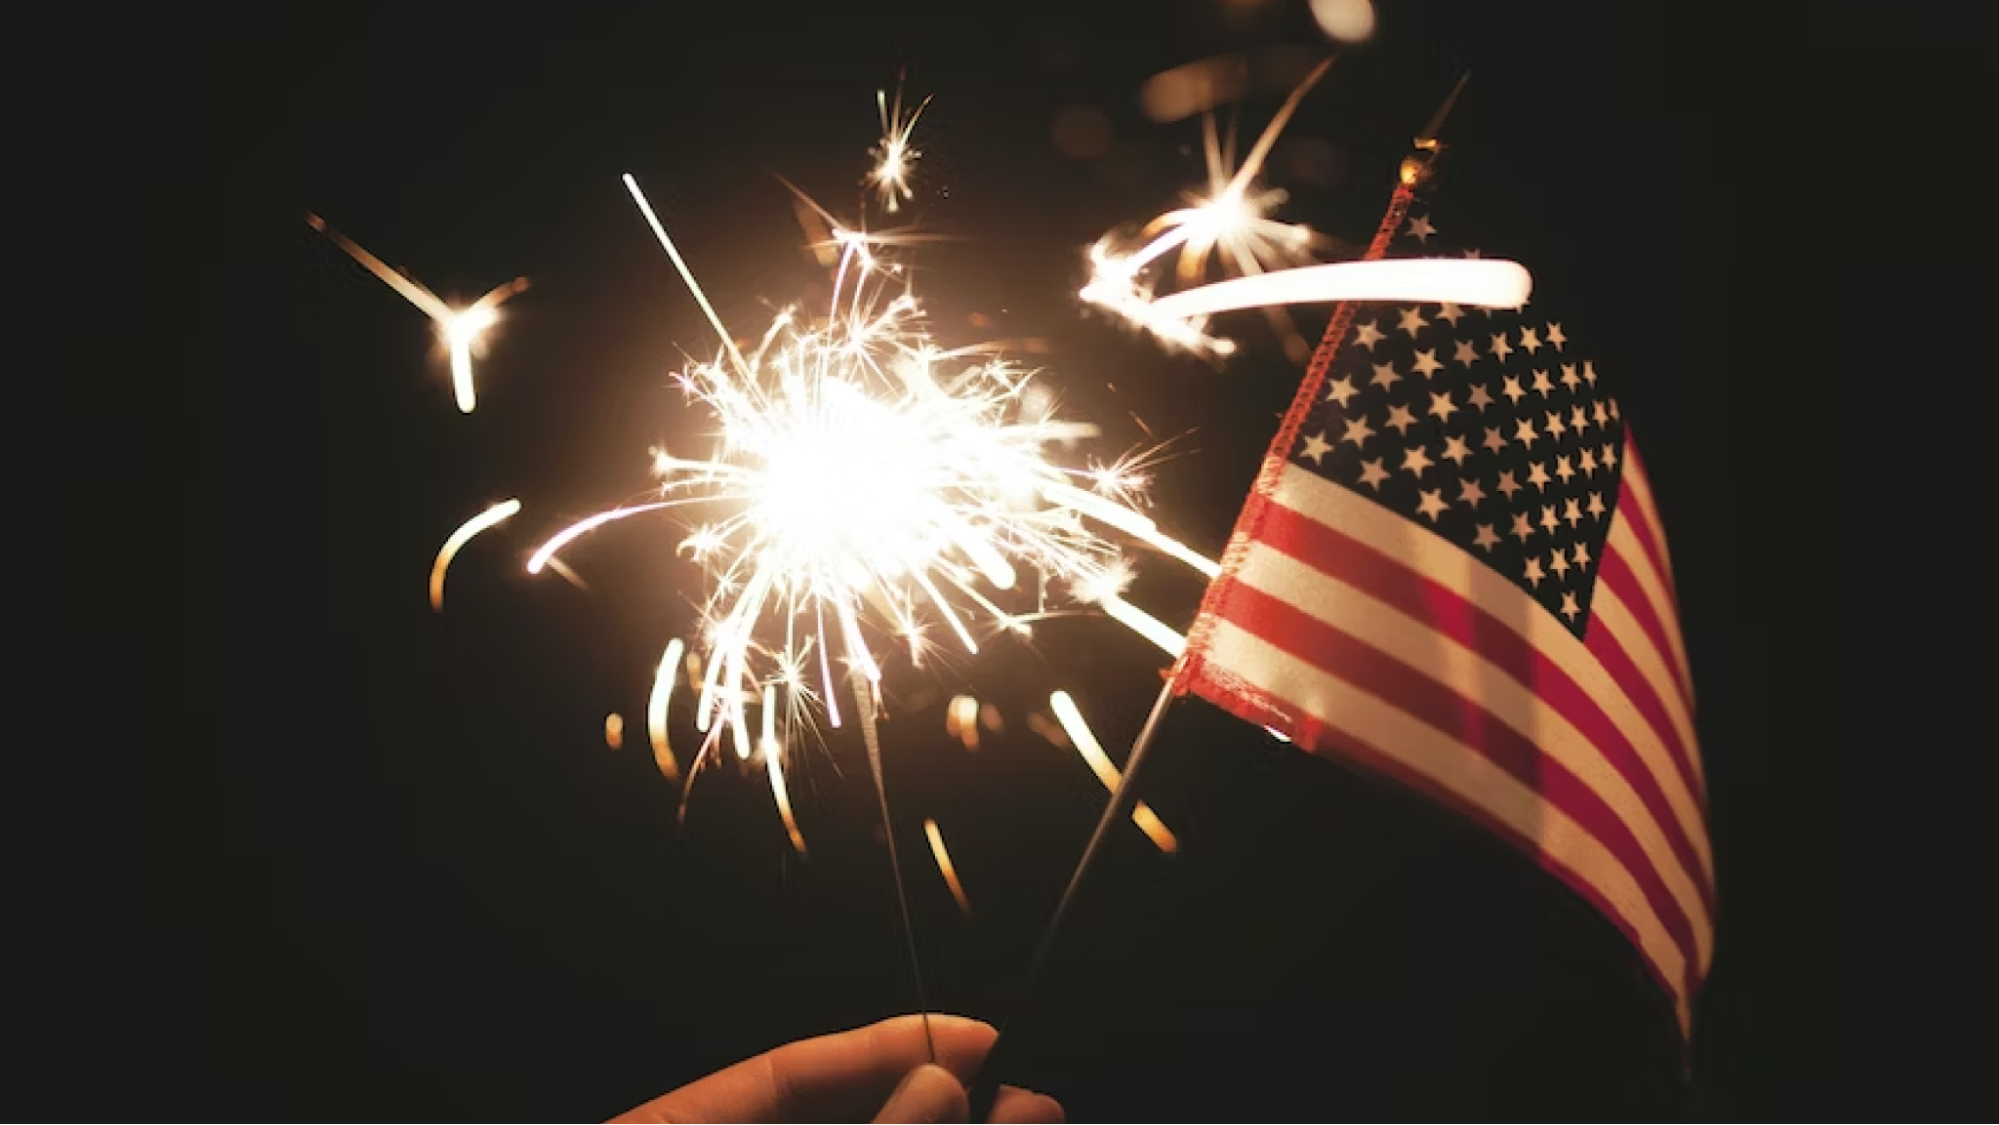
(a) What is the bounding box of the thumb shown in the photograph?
[873,1064,970,1124]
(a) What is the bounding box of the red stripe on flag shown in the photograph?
[1177,653,1693,1018]
[1250,501,1712,906]
[1614,487,1676,619]
[1594,548,1687,706]
[1578,604,1707,813]
[1618,440,1679,593]
[1213,577,1705,966]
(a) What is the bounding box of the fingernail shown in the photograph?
[876,1064,970,1124]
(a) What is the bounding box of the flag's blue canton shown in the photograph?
[1288,210,1627,637]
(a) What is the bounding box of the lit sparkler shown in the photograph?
[1080,58,1336,358]
[524,173,1218,834]
[305,213,527,412]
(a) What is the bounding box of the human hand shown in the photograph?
[608,1013,1063,1123]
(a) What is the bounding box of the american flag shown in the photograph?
[1171,185,1712,1033]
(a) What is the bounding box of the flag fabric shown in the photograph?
[1171,185,1712,1033]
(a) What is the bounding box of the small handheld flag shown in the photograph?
[1172,190,1711,1036]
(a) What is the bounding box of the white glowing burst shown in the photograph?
[525,175,1214,818]
[869,83,932,214]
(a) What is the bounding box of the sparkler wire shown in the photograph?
[852,666,937,1064]
[966,680,1177,1118]
[621,167,943,1063]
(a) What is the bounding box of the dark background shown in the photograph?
[174,0,1832,1118]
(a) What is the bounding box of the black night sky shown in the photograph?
[174,1,1867,1118]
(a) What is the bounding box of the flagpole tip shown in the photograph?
[1398,149,1446,189]
[1401,71,1472,190]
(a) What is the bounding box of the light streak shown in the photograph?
[924,818,973,916]
[1148,257,1532,320]
[305,213,527,412]
[761,684,808,854]
[1048,690,1178,853]
[647,638,687,783]
[429,499,522,611]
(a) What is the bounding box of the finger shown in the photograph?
[989,1086,1065,1124]
[872,1064,970,1124]
[610,1014,996,1123]
[764,1013,995,1117]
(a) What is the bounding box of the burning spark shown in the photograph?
[761,684,808,854]
[924,818,973,916]
[604,712,625,750]
[1048,690,1177,853]
[946,694,982,750]
[430,498,522,611]
[306,213,527,412]
[1080,59,1333,357]
[869,84,932,213]
[526,173,1216,828]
